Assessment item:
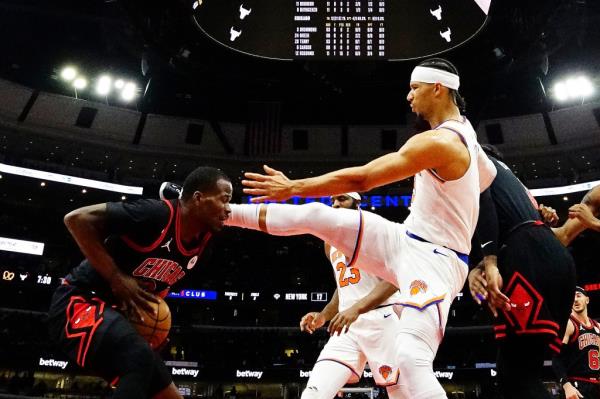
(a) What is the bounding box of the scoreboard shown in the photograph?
[295,0,387,58]
[192,0,491,60]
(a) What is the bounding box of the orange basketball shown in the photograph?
[129,296,171,349]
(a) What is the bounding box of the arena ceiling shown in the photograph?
[0,0,598,125]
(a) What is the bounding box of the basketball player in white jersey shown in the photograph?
[299,192,405,399]
[226,58,496,398]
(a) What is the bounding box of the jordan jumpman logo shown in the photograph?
[161,238,172,252]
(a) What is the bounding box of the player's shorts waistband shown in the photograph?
[405,231,469,264]
[375,303,398,310]
[506,219,545,237]
[569,376,600,385]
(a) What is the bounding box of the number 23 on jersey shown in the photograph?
[336,262,361,287]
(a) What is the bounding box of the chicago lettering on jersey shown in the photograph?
[132,258,186,286]
[579,333,600,350]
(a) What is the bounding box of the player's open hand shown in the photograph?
[242,165,294,202]
[563,382,584,399]
[328,307,360,336]
[109,272,159,321]
[569,203,599,229]
[468,266,487,305]
[483,256,510,317]
[300,312,326,334]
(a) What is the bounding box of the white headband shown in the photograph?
[346,192,361,201]
[332,192,361,201]
[410,66,460,90]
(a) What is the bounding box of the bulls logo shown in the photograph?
[65,296,106,367]
[409,280,428,296]
[510,301,531,312]
[379,365,393,380]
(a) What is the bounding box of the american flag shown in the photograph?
[245,101,282,155]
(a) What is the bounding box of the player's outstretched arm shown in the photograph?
[552,217,588,247]
[64,204,158,318]
[242,131,467,202]
[328,281,398,336]
[569,203,600,232]
[553,186,600,245]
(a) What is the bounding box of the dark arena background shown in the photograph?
[1,0,600,398]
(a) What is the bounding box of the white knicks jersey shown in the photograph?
[329,245,401,312]
[403,117,495,255]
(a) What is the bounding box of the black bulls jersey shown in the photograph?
[65,199,211,301]
[488,157,541,238]
[563,316,600,378]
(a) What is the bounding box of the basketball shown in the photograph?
[129,296,172,349]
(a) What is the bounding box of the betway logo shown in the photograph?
[236,370,263,379]
[300,370,372,378]
[171,367,199,378]
[434,371,453,380]
[39,357,68,369]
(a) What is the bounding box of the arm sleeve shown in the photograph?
[105,199,170,237]
[552,347,569,383]
[474,188,499,257]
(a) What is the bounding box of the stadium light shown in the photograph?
[60,66,77,81]
[553,82,569,102]
[552,75,595,102]
[57,64,142,104]
[0,163,144,194]
[96,75,112,96]
[121,82,137,102]
[73,77,88,90]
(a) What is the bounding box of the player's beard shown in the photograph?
[413,114,431,134]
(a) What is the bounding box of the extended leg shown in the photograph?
[227,203,398,283]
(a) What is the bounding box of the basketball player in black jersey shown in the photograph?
[467,145,576,399]
[47,167,232,399]
[553,287,600,399]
